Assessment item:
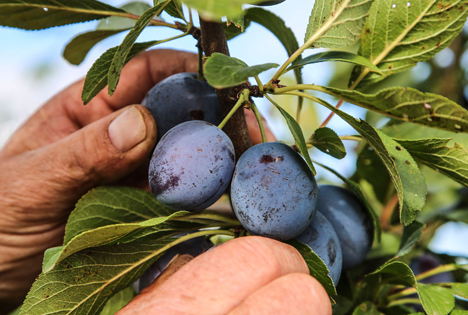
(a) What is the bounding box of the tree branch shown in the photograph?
[199,18,252,160]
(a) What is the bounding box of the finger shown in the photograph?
[2,49,197,157]
[117,236,309,315]
[0,105,156,232]
[228,273,332,315]
[244,109,276,145]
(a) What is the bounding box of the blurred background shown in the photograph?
[1,0,468,257]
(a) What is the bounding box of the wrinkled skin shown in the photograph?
[316,185,373,270]
[118,236,332,315]
[295,212,342,285]
[142,73,222,141]
[149,121,235,212]
[134,237,213,293]
[231,142,318,241]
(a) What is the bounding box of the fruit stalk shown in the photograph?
[199,18,252,159]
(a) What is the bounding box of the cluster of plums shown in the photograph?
[141,73,373,287]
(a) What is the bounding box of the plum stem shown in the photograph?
[199,18,252,159]
[415,264,459,281]
[386,287,417,301]
[250,102,268,143]
[218,89,250,130]
[387,298,421,307]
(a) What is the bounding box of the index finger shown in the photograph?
[118,236,311,315]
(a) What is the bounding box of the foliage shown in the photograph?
[3,0,468,314]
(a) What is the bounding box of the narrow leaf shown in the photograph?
[64,186,173,244]
[352,0,468,87]
[288,239,337,297]
[309,127,346,159]
[107,2,169,95]
[64,30,128,65]
[287,51,382,73]
[312,160,381,241]
[306,95,426,225]
[396,138,468,188]
[63,2,153,65]
[397,220,425,257]
[305,0,374,48]
[268,98,316,175]
[204,53,278,89]
[318,85,468,134]
[81,41,159,104]
[154,0,184,20]
[0,0,125,30]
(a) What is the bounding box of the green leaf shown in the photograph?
[418,283,455,315]
[309,127,346,159]
[48,212,191,271]
[181,0,266,20]
[396,138,468,188]
[317,85,468,134]
[0,0,125,30]
[204,53,278,89]
[397,220,425,257]
[244,7,303,86]
[107,2,170,95]
[224,15,251,40]
[450,283,468,299]
[305,0,374,48]
[287,239,337,297]
[64,30,128,66]
[352,0,468,87]
[64,186,173,244]
[63,2,153,65]
[81,41,159,104]
[305,95,426,225]
[98,2,153,30]
[368,260,417,287]
[20,231,227,315]
[154,0,184,20]
[312,160,381,242]
[268,98,316,175]
[20,234,173,315]
[352,302,382,315]
[98,286,135,315]
[287,51,382,74]
[42,246,64,272]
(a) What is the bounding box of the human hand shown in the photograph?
[118,236,331,315]
[0,49,272,313]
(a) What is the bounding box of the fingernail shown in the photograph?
[108,106,147,152]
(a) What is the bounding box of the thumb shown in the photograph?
[11,105,157,213]
[51,105,157,189]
